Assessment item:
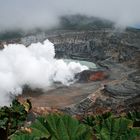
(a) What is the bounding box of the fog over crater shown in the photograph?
[0,0,140,32]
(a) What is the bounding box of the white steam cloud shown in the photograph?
[0,39,88,106]
[0,0,140,32]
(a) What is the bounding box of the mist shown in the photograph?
[0,39,88,106]
[0,0,140,32]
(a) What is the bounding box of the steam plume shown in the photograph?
[0,39,88,106]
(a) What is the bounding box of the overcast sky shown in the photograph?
[0,0,140,32]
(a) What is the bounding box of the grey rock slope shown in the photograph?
[20,29,140,63]
[20,28,140,114]
[0,23,140,114]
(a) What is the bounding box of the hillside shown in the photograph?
[0,15,140,115]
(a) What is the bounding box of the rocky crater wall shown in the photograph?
[0,28,140,114]
[20,29,140,65]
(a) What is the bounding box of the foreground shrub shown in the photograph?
[126,111,140,127]
[12,114,93,140]
[83,112,140,140]
[1,99,139,140]
[0,99,31,140]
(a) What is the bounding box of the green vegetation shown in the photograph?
[12,114,92,140]
[83,112,140,140]
[0,99,139,140]
[0,99,31,140]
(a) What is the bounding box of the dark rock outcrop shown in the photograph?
[63,67,140,115]
[20,28,140,64]
[75,70,109,82]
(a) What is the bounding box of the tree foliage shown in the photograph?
[0,99,140,140]
[0,99,31,140]
[83,112,140,140]
[12,114,92,140]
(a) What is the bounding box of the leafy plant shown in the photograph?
[11,133,35,140]
[126,111,140,127]
[0,99,31,140]
[83,112,112,129]
[30,116,50,139]
[95,117,139,140]
[83,112,140,140]
[12,113,93,140]
[1,98,139,140]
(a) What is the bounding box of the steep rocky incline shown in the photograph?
[63,64,140,115]
[20,29,140,63]
[19,28,140,114]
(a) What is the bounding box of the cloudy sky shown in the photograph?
[0,0,140,32]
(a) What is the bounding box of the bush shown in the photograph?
[0,99,31,140]
[12,114,93,140]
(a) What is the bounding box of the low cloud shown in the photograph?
[0,0,140,32]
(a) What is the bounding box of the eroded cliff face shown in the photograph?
[20,29,140,64]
